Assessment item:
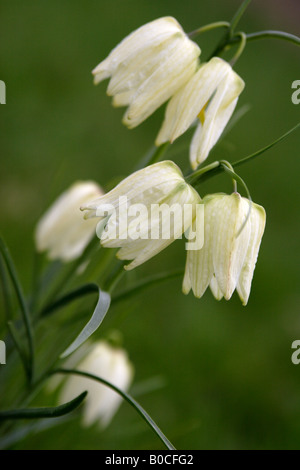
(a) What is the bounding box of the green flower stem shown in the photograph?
[185,161,220,186]
[49,368,176,450]
[219,160,237,193]
[186,123,299,187]
[229,0,252,36]
[208,0,251,60]
[229,32,247,66]
[112,269,184,305]
[220,163,252,237]
[188,21,230,39]
[229,30,300,47]
[232,123,300,169]
[220,162,252,201]
[0,237,34,384]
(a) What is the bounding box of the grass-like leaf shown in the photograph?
[60,288,111,358]
[51,369,176,450]
[0,391,87,421]
[0,237,34,383]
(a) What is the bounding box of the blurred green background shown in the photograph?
[0,0,300,450]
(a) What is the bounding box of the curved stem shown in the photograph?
[188,21,230,39]
[220,164,252,237]
[186,161,220,186]
[229,32,247,66]
[219,160,237,192]
[232,123,300,169]
[229,30,300,47]
[49,368,176,450]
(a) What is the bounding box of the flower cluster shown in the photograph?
[35,17,265,309]
[93,17,244,168]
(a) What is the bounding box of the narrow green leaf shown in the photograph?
[61,289,111,358]
[0,257,13,321]
[0,391,87,421]
[7,321,30,378]
[0,236,34,383]
[51,369,176,450]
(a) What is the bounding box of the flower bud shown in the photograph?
[35,181,103,262]
[59,341,134,428]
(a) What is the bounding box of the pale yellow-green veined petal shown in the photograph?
[212,193,251,300]
[81,161,184,219]
[237,203,266,305]
[117,183,201,270]
[209,274,224,301]
[156,57,234,145]
[92,17,184,84]
[190,69,244,168]
[122,36,200,128]
[107,32,185,97]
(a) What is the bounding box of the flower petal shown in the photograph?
[190,69,244,167]
[212,194,251,300]
[156,57,236,146]
[122,36,200,128]
[237,203,266,305]
[92,17,184,84]
[81,161,184,217]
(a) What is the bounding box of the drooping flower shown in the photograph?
[156,57,245,169]
[35,181,103,262]
[81,161,202,270]
[58,340,134,428]
[183,193,266,305]
[92,17,201,129]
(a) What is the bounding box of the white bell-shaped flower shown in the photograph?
[59,341,134,428]
[156,57,245,169]
[35,181,103,262]
[183,193,266,305]
[93,17,201,128]
[81,161,201,270]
